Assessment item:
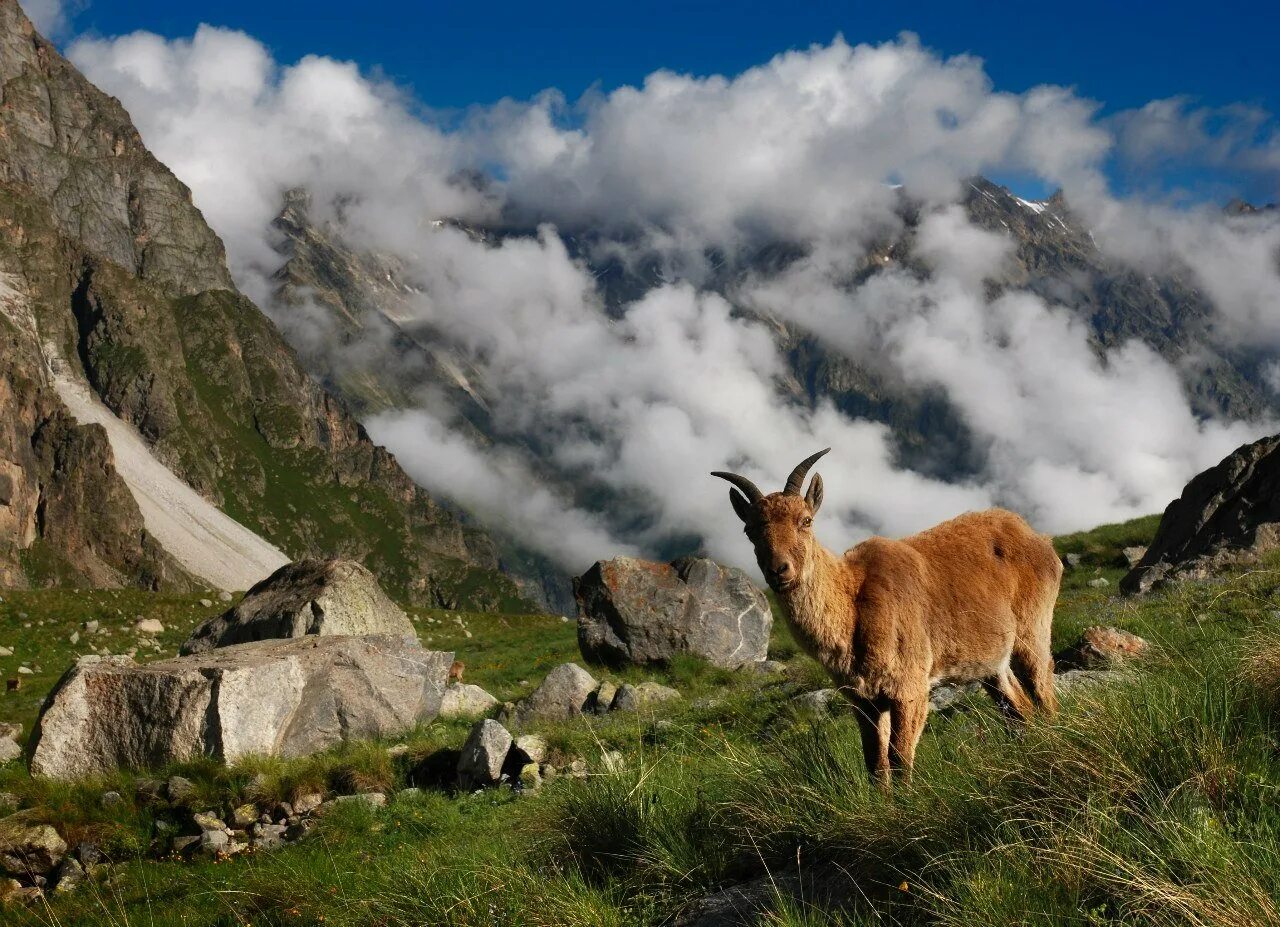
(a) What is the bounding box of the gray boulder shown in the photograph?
[439,683,499,719]
[182,559,416,654]
[457,719,513,788]
[575,556,771,668]
[0,817,66,877]
[514,663,598,723]
[1122,434,1280,593]
[28,636,452,779]
[610,682,681,713]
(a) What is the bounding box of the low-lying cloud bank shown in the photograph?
[67,25,1280,575]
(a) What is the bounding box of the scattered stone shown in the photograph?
[791,689,838,716]
[0,740,19,764]
[0,820,67,876]
[218,591,233,603]
[284,819,315,841]
[0,647,10,657]
[230,804,258,829]
[292,793,324,816]
[1055,626,1151,670]
[611,681,681,713]
[741,659,787,677]
[52,857,85,893]
[100,791,123,807]
[315,793,387,815]
[1087,577,1110,588]
[1122,546,1147,568]
[165,776,196,805]
[82,620,98,633]
[539,763,558,781]
[439,683,500,719]
[929,681,984,714]
[198,829,230,857]
[199,599,213,608]
[251,823,287,850]
[566,758,589,779]
[0,876,23,902]
[1061,552,1083,569]
[191,811,227,833]
[517,762,541,791]
[575,556,772,668]
[514,663,598,723]
[182,559,416,654]
[28,635,452,779]
[170,835,200,856]
[601,750,625,773]
[591,680,618,714]
[457,719,513,789]
[68,631,79,645]
[133,618,164,635]
[15,667,31,675]
[512,734,548,766]
[1056,669,1126,693]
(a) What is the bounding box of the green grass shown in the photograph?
[8,515,1280,926]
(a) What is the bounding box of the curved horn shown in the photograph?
[710,470,764,504]
[784,448,831,496]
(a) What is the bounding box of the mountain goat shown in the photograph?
[713,449,1061,782]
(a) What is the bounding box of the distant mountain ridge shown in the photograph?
[267,175,1279,594]
[0,0,529,610]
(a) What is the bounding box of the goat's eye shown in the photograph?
[801,517,813,528]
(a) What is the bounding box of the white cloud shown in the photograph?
[22,0,76,37]
[66,26,1279,576]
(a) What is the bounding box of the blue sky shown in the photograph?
[62,0,1279,117]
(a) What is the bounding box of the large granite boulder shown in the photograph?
[575,556,771,668]
[28,636,451,779]
[1122,435,1280,594]
[513,663,599,724]
[182,559,416,654]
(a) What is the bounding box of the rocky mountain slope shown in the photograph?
[0,1,527,609]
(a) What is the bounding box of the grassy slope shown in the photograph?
[2,515,1280,926]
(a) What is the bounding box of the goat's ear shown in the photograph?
[805,473,824,515]
[729,488,754,523]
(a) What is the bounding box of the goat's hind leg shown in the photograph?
[888,694,929,780]
[850,695,891,786]
[983,668,1036,723]
[1011,641,1058,716]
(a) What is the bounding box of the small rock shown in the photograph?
[133,618,164,635]
[1122,546,1148,568]
[517,762,541,791]
[230,804,258,829]
[385,743,410,758]
[591,681,618,715]
[82,621,99,633]
[100,791,123,807]
[566,757,589,779]
[292,793,324,816]
[170,835,200,856]
[0,876,23,902]
[199,599,213,609]
[0,740,20,765]
[15,667,32,676]
[512,734,548,766]
[929,681,983,714]
[284,820,315,841]
[742,659,787,677]
[191,811,227,833]
[611,681,682,713]
[53,857,85,894]
[514,663,598,723]
[791,688,838,716]
[0,723,19,742]
[539,763,558,781]
[1061,552,1083,569]
[165,776,196,805]
[0,822,68,876]
[251,823,287,849]
[1087,577,1110,589]
[68,632,79,645]
[198,829,230,857]
[439,683,500,719]
[271,802,293,822]
[134,779,165,804]
[1056,669,1125,693]
[457,719,513,789]
[315,793,387,815]
[1055,626,1151,670]
[218,591,233,602]
[601,750,625,773]
[0,648,11,657]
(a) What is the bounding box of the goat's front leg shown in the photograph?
[887,693,929,780]
[849,695,891,786]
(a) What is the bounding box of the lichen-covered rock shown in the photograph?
[514,663,598,723]
[181,560,415,654]
[439,683,500,719]
[610,682,682,713]
[1123,435,1280,593]
[0,817,66,877]
[27,636,452,779]
[575,557,771,668]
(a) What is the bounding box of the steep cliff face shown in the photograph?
[0,1,528,609]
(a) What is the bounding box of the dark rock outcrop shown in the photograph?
[1122,435,1280,593]
[576,557,771,668]
[181,559,415,654]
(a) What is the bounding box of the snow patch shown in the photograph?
[47,353,290,591]
[1015,197,1047,215]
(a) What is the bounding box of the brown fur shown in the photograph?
[448,660,465,684]
[729,482,1061,783]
